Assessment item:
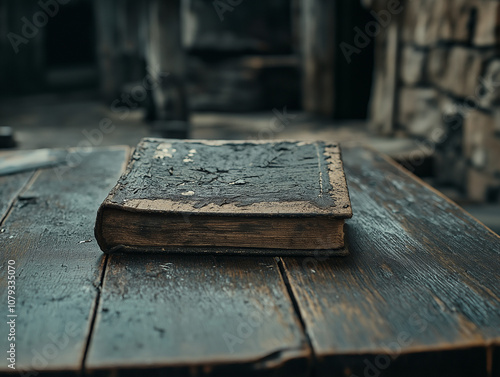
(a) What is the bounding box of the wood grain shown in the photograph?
[85,254,311,376]
[2,145,498,376]
[0,147,129,376]
[284,148,500,376]
[99,209,345,251]
[281,146,500,377]
[0,171,33,222]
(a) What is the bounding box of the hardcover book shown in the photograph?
[95,138,352,255]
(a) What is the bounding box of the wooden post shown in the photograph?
[144,0,189,136]
[94,0,121,101]
[368,0,401,135]
[300,0,336,117]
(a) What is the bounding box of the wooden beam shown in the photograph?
[94,0,121,101]
[300,0,335,116]
[369,5,401,135]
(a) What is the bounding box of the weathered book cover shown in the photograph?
[95,138,352,255]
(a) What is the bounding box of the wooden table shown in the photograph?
[0,146,499,377]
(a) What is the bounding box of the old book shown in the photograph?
[95,138,352,255]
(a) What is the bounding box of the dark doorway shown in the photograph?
[44,0,98,89]
[334,1,375,120]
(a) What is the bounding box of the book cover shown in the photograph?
[95,138,352,255]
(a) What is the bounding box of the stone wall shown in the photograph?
[370,0,500,202]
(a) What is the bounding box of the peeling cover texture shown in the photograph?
[109,138,352,215]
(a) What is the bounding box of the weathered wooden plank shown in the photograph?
[0,171,33,223]
[0,149,67,176]
[0,147,129,375]
[85,254,311,376]
[282,146,500,377]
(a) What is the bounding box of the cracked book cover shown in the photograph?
[95,138,352,255]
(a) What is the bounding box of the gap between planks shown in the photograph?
[0,170,39,226]
[80,254,109,375]
[277,257,317,377]
[0,146,131,376]
[80,145,130,375]
[77,143,316,375]
[0,165,111,376]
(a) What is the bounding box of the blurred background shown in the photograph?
[0,0,499,232]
